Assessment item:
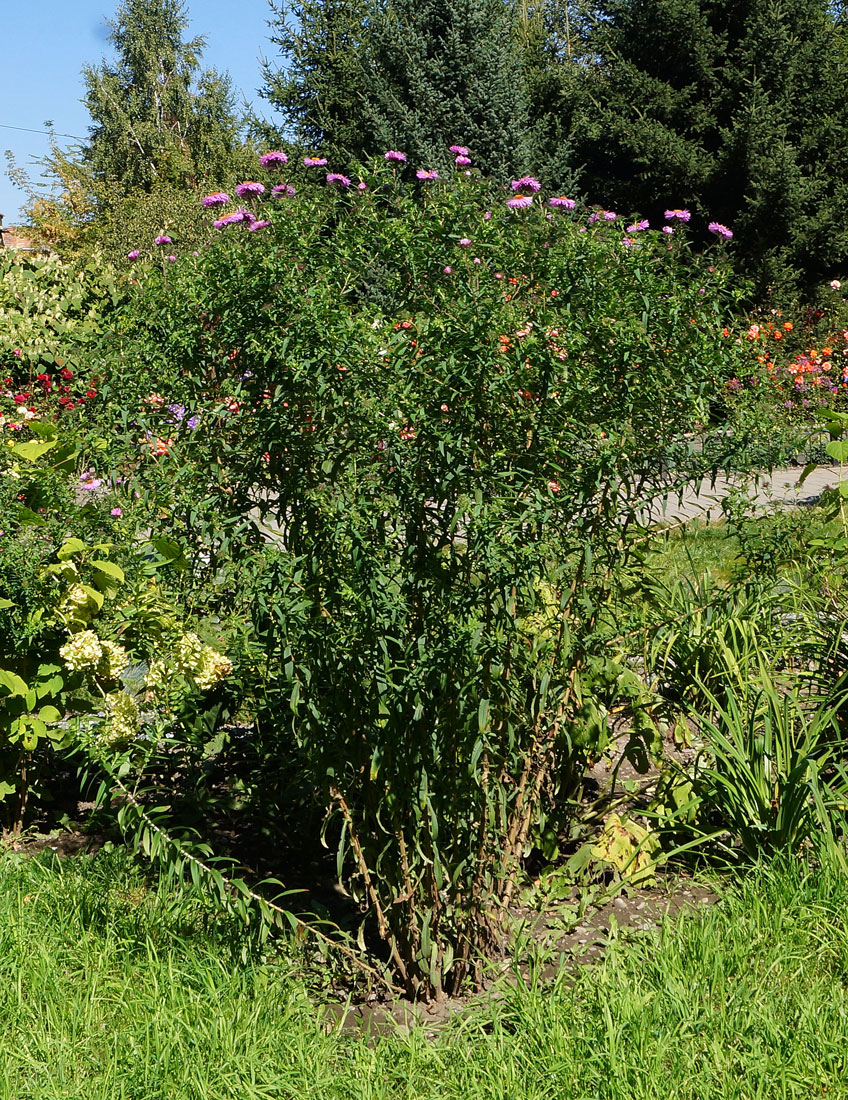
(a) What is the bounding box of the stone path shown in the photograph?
[642,464,845,525]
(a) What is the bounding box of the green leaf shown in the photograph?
[91,560,125,583]
[13,438,57,462]
[826,440,848,463]
[0,599,14,610]
[38,705,62,723]
[57,538,86,560]
[79,585,104,611]
[36,674,64,698]
[50,442,81,471]
[151,536,189,571]
[26,420,59,440]
[0,669,29,697]
[477,698,490,733]
[18,506,47,526]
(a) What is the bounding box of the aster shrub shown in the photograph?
[103,159,751,997]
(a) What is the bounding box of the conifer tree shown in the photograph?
[263,0,533,177]
[261,0,373,164]
[362,0,532,176]
[568,0,848,291]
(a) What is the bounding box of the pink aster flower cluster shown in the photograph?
[213,208,255,228]
[259,150,288,168]
[235,181,265,198]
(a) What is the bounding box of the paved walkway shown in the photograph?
[642,465,845,525]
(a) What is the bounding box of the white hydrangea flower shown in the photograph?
[175,632,205,673]
[98,639,129,681]
[60,583,92,617]
[145,656,170,690]
[193,646,233,690]
[100,692,140,749]
[59,630,103,672]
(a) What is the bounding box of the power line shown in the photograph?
[0,122,85,141]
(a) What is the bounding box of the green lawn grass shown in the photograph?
[1,848,847,1098]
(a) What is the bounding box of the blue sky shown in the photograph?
[0,1,278,223]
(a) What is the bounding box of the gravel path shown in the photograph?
[642,464,844,525]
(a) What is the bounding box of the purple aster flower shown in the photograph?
[166,254,177,262]
[248,220,272,232]
[78,470,103,492]
[587,212,600,225]
[449,145,469,156]
[110,507,123,517]
[259,150,288,168]
[213,208,253,228]
[627,219,650,232]
[459,237,471,246]
[483,210,492,221]
[202,192,230,207]
[511,176,541,193]
[664,209,691,222]
[127,249,140,260]
[303,156,328,167]
[168,404,186,421]
[416,169,439,180]
[272,184,296,197]
[621,237,637,248]
[443,266,453,274]
[235,181,265,197]
[549,196,575,209]
[154,234,172,245]
[603,210,617,221]
[708,221,733,239]
[357,181,368,191]
[506,194,534,209]
[384,150,407,162]
[186,416,199,430]
[455,155,471,166]
[662,226,675,235]
[326,173,351,187]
